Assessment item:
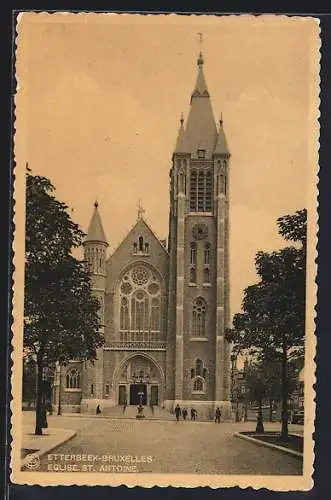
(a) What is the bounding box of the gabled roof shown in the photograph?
[85,201,108,245]
[109,215,168,259]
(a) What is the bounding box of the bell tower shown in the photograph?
[166,49,232,418]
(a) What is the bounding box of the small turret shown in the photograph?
[83,201,108,276]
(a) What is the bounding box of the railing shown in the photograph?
[105,341,167,351]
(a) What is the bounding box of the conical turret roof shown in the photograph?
[214,119,230,156]
[174,113,187,153]
[85,201,108,245]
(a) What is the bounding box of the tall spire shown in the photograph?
[85,201,108,244]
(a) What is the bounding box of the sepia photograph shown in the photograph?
[11,12,319,490]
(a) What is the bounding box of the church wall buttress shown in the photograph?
[174,190,185,400]
[214,158,230,401]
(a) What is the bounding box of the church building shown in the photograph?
[59,51,232,419]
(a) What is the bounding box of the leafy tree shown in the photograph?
[226,209,306,439]
[24,170,104,435]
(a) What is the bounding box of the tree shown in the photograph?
[226,209,306,439]
[24,170,104,435]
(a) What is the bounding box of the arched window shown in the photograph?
[193,377,204,392]
[66,368,80,389]
[120,297,129,330]
[190,242,197,265]
[133,242,137,254]
[190,267,196,284]
[192,298,206,337]
[190,169,197,211]
[144,242,149,253]
[138,236,144,252]
[118,265,162,341]
[190,168,213,212]
[195,359,203,377]
[98,296,104,322]
[150,297,160,332]
[178,169,185,193]
[205,170,212,211]
[204,243,210,265]
[204,267,210,283]
[197,170,204,211]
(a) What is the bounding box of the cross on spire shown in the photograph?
[137,199,145,220]
[198,32,203,47]
[197,32,204,66]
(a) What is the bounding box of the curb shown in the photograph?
[234,432,303,459]
[21,430,77,469]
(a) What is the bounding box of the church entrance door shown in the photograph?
[151,385,159,406]
[118,385,127,405]
[129,384,147,405]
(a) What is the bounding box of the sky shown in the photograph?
[15,13,317,316]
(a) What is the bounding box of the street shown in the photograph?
[21,413,304,475]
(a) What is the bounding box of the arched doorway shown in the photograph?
[113,353,164,407]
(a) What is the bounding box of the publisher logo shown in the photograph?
[25,454,41,470]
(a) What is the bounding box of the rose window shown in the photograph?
[132,266,149,286]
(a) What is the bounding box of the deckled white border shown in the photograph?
[10,11,320,490]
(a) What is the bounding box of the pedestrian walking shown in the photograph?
[175,404,181,422]
[182,408,188,420]
[96,404,101,415]
[190,408,197,421]
[123,398,127,415]
[150,402,154,416]
[215,407,221,423]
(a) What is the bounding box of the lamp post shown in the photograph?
[255,367,265,433]
[230,353,236,420]
[57,361,66,416]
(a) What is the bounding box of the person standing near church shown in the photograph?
[175,404,181,422]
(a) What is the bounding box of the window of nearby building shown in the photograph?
[190,168,213,212]
[105,384,110,396]
[192,297,207,337]
[66,368,80,389]
[197,149,206,158]
[91,384,94,396]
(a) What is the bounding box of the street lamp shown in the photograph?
[230,353,237,420]
[255,367,265,433]
[57,361,67,416]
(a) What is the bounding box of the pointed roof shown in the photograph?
[175,52,218,159]
[214,119,230,156]
[85,201,108,245]
[174,113,187,153]
[110,214,168,258]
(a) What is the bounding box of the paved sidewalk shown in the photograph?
[21,425,76,469]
